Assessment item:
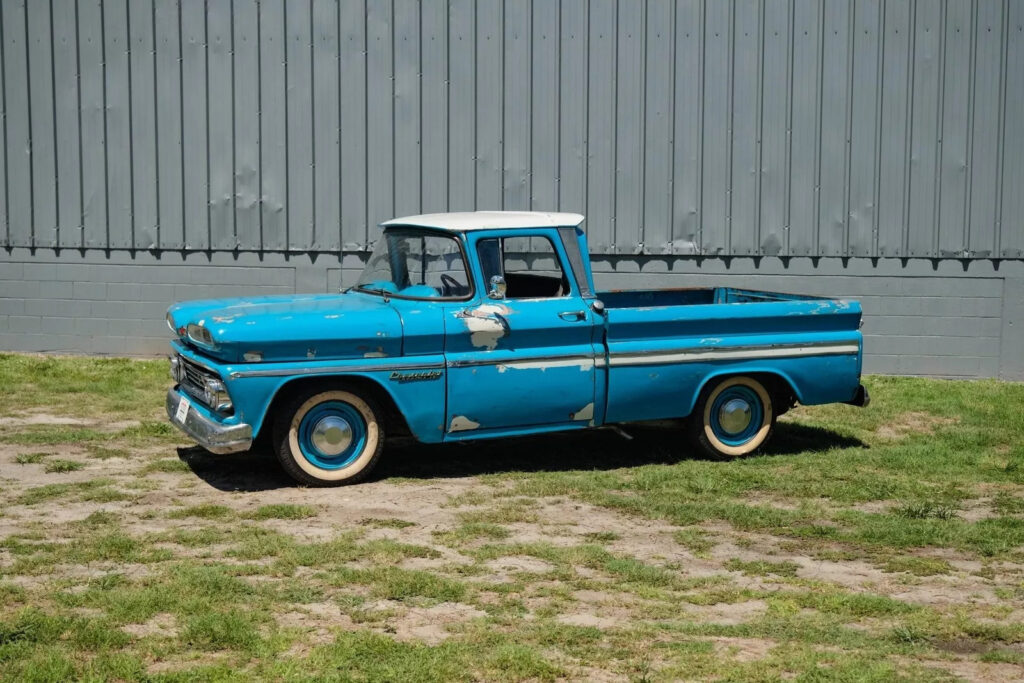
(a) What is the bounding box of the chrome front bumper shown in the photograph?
[165,387,253,454]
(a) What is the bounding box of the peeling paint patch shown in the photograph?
[570,402,594,422]
[307,348,317,359]
[461,304,510,350]
[496,358,595,373]
[449,415,480,432]
[364,347,387,358]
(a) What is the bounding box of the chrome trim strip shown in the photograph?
[447,353,595,369]
[229,359,446,379]
[608,342,860,367]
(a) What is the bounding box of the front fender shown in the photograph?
[170,340,447,444]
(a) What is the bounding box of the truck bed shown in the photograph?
[598,287,828,309]
[596,286,864,425]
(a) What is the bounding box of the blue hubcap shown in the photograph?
[709,386,764,446]
[297,401,367,469]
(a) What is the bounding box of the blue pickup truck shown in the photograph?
[166,212,868,486]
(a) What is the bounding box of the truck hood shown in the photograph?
[167,293,402,363]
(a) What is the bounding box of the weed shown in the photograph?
[248,504,317,520]
[44,459,84,474]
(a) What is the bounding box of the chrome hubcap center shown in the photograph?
[718,398,753,434]
[311,416,353,456]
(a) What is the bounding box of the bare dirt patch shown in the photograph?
[377,601,487,645]
[710,636,776,662]
[875,411,958,440]
[122,613,178,638]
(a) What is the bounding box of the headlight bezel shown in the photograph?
[186,322,217,349]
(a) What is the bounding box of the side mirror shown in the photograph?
[488,275,507,300]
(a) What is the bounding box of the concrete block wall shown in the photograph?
[1,249,1022,380]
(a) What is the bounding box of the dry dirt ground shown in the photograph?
[2,387,1024,681]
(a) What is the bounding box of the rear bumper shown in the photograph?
[845,384,871,408]
[165,387,253,454]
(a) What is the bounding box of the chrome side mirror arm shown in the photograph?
[488,275,507,300]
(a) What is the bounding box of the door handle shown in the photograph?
[558,310,588,322]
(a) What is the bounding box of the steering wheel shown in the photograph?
[439,274,462,296]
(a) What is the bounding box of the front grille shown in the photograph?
[179,356,217,405]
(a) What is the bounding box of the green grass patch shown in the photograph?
[247,504,318,520]
[880,555,955,576]
[13,452,49,464]
[724,558,800,578]
[168,504,235,520]
[139,458,191,474]
[43,459,84,474]
[359,517,417,529]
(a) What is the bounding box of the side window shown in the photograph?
[477,236,571,299]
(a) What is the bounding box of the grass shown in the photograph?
[247,504,318,520]
[1,356,1024,680]
[43,459,85,474]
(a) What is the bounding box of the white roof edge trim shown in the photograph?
[379,211,586,232]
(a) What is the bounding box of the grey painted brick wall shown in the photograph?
[2,250,1021,380]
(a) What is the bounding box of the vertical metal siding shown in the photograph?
[0,0,1020,259]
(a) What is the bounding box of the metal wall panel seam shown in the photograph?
[1,2,8,246]
[667,0,675,252]
[123,0,135,249]
[48,0,59,247]
[901,0,918,255]
[872,0,886,258]
[611,0,618,250]
[178,0,185,250]
[726,0,734,252]
[783,0,793,256]
[23,0,35,246]
[755,0,764,254]
[963,0,978,255]
[309,0,315,248]
[335,0,341,248]
[582,1,588,223]
[698,0,705,254]
[364,0,368,243]
[932,0,948,258]
[204,0,211,250]
[638,0,646,252]
[813,0,823,256]
[75,0,85,246]
[150,0,159,247]
[994,0,1008,255]
[231,0,238,248]
[257,0,263,250]
[842,0,855,256]
[284,0,290,250]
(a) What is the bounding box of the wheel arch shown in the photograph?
[254,374,412,447]
[687,368,802,417]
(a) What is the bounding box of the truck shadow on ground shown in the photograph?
[177,422,866,492]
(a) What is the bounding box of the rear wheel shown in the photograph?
[273,388,385,486]
[687,375,775,459]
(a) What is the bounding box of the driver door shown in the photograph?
[443,232,599,434]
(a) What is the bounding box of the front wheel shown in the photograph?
[687,375,776,459]
[273,388,385,486]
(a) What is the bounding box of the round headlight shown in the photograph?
[166,312,175,333]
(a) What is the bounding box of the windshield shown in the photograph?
[355,229,472,299]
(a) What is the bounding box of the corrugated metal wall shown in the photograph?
[1,0,1022,257]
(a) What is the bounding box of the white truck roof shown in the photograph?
[380,211,585,232]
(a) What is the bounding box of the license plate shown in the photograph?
[175,396,191,423]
